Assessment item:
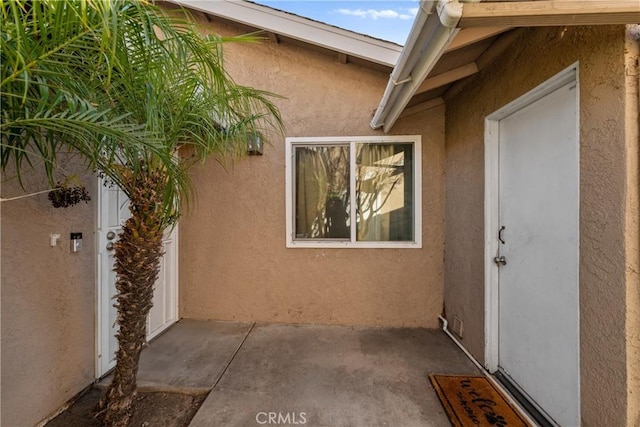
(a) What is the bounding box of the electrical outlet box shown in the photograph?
[452,316,464,339]
[70,232,82,252]
[49,233,61,247]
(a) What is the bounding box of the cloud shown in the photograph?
[406,7,419,16]
[336,8,415,20]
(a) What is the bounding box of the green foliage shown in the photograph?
[1,0,284,225]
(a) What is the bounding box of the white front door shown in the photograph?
[97,178,178,377]
[486,67,580,426]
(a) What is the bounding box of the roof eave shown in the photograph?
[370,0,466,132]
[168,0,402,68]
[372,0,640,133]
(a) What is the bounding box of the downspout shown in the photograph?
[370,0,470,132]
[438,316,484,372]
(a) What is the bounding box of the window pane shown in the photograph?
[295,146,350,239]
[356,143,413,241]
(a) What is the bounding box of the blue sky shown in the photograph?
[252,1,418,45]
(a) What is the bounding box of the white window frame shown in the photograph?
[285,135,422,249]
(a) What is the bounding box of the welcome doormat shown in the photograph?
[429,374,532,427]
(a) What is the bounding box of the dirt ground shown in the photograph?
[46,387,207,427]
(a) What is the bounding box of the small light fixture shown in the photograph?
[70,232,83,252]
[247,133,263,156]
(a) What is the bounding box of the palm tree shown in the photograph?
[1,1,283,425]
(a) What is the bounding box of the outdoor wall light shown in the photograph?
[70,232,83,253]
[247,133,263,155]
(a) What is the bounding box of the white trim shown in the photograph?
[483,118,500,371]
[484,62,579,372]
[285,135,422,249]
[95,174,102,378]
[285,139,294,248]
[96,175,112,377]
[95,176,180,378]
[486,64,578,122]
[174,228,180,324]
[349,142,358,244]
[170,0,401,68]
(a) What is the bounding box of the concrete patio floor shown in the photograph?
[121,319,480,426]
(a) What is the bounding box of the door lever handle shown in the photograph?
[494,256,507,266]
[498,226,506,244]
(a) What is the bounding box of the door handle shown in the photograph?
[498,226,506,244]
[494,256,507,266]
[106,242,114,251]
[107,231,116,240]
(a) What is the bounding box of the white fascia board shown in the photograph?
[170,0,402,68]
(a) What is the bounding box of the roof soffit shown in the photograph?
[373,0,640,131]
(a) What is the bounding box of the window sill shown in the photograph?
[286,240,422,249]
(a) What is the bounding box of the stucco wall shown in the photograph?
[624,25,640,427]
[444,26,632,425]
[179,17,446,328]
[1,161,96,426]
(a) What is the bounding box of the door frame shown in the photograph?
[483,62,580,372]
[95,175,180,378]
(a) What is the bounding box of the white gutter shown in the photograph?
[371,0,473,132]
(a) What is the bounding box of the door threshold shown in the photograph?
[494,371,556,427]
[439,317,540,426]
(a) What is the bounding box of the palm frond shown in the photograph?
[1,0,284,218]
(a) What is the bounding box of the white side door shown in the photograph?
[97,178,178,377]
[147,226,178,340]
[496,80,580,426]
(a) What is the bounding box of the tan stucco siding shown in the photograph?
[1,164,96,426]
[625,25,640,427]
[444,26,631,425]
[179,17,446,328]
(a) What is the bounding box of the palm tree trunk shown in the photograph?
[96,169,167,426]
